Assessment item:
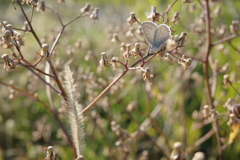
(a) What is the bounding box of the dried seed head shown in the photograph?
[157,43,167,58]
[40,43,49,57]
[178,55,192,70]
[142,67,153,85]
[135,26,143,36]
[75,155,84,160]
[170,142,183,160]
[126,12,140,26]
[75,39,82,49]
[202,105,211,118]
[110,56,118,70]
[147,6,162,22]
[227,114,240,127]
[111,33,120,43]
[211,109,219,121]
[80,3,91,14]
[2,30,14,48]
[175,32,187,47]
[37,0,45,13]
[129,43,144,58]
[171,12,180,25]
[44,146,57,160]
[122,44,131,60]
[99,52,110,67]
[1,54,18,71]
[230,20,239,34]
[223,74,231,87]
[192,152,205,160]
[90,8,99,20]
[126,27,135,38]
[16,33,24,47]
[120,42,126,52]
[162,52,173,64]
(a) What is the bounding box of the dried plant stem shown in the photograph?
[212,34,239,46]
[229,83,240,96]
[203,0,223,159]
[186,129,215,153]
[81,69,128,114]
[25,67,61,94]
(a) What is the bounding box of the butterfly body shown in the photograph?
[142,21,171,53]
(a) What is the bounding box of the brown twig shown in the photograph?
[203,0,224,159]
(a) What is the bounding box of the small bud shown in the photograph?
[230,20,239,34]
[178,55,192,70]
[80,3,91,14]
[122,44,131,60]
[171,12,180,25]
[126,12,140,26]
[99,52,110,67]
[142,67,153,85]
[90,8,99,20]
[1,54,18,71]
[129,43,144,58]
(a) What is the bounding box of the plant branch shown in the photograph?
[212,34,239,46]
[203,0,223,159]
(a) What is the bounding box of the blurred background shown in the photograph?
[0,0,240,159]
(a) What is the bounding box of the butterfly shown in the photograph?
[141,21,171,53]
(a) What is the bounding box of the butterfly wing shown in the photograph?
[141,21,157,47]
[153,24,171,48]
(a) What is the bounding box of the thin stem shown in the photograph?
[212,34,239,46]
[30,5,35,22]
[26,67,61,94]
[18,2,42,46]
[162,0,179,14]
[203,0,224,159]
[81,69,129,114]
[230,83,240,96]
[186,129,215,153]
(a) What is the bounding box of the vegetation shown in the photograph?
[0,0,240,159]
